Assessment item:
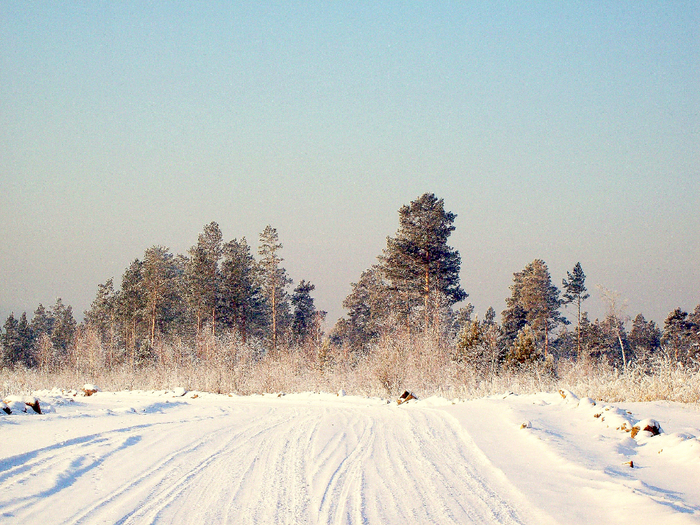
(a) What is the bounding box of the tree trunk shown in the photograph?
[576,299,581,360]
[150,303,157,347]
[131,318,137,368]
[618,332,627,370]
[424,268,430,332]
[272,287,277,352]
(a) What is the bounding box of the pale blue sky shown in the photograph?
[1,2,698,326]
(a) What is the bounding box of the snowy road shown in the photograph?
[1,390,699,524]
[0,394,537,525]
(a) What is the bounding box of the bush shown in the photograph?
[2,328,698,404]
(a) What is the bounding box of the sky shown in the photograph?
[1,2,698,329]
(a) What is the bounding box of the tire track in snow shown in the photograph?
[315,411,376,524]
[1,399,536,525]
[70,409,299,525]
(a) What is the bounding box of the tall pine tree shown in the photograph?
[258,226,292,351]
[379,193,466,331]
[562,262,590,359]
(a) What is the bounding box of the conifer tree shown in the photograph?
[30,304,54,338]
[1,313,20,368]
[85,278,118,352]
[628,313,661,362]
[662,307,698,365]
[17,312,35,367]
[141,246,179,348]
[505,326,540,367]
[49,299,76,361]
[484,306,497,326]
[258,225,292,351]
[502,259,566,357]
[220,237,265,342]
[291,280,318,344]
[337,265,393,350]
[185,222,223,337]
[379,193,466,331]
[116,259,146,361]
[562,262,590,359]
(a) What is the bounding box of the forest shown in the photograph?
[2,193,699,401]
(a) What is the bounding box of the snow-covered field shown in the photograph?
[1,388,699,524]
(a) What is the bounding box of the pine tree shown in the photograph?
[116,259,146,362]
[337,265,393,350]
[258,226,292,351]
[49,299,76,362]
[17,312,35,367]
[291,280,317,344]
[1,313,20,368]
[661,307,698,365]
[30,304,55,369]
[379,193,466,331]
[505,326,540,367]
[220,237,265,342]
[30,304,54,337]
[84,278,118,355]
[562,262,590,360]
[628,313,661,362]
[141,246,180,348]
[502,259,566,357]
[501,302,527,350]
[184,222,223,338]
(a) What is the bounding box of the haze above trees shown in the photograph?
[2,193,698,391]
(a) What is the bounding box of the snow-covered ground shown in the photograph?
[1,388,699,524]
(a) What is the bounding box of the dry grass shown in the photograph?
[2,332,698,404]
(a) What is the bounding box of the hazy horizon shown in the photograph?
[1,3,698,328]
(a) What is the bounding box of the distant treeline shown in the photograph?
[2,193,699,373]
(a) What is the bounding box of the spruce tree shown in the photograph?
[562,262,590,359]
[379,193,466,331]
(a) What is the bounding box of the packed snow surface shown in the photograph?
[1,388,699,524]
